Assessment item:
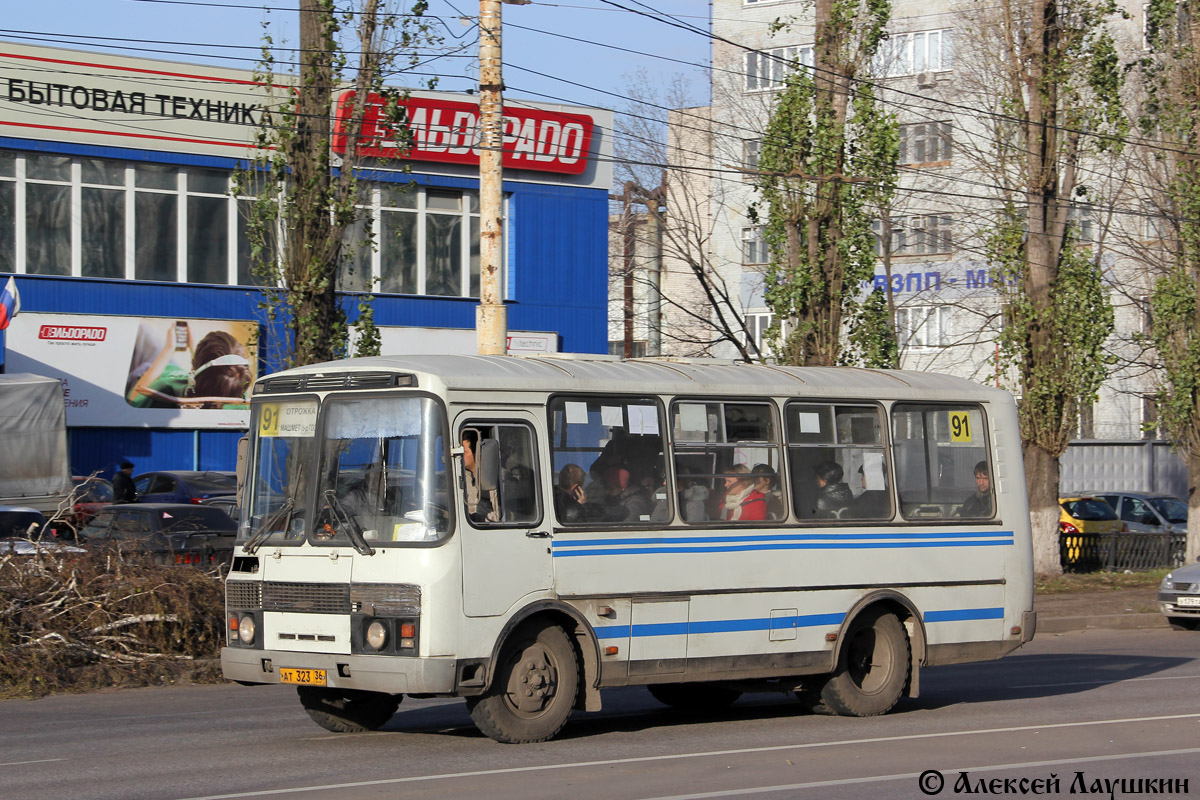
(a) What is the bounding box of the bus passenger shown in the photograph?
[461,430,499,523]
[850,463,890,518]
[554,464,589,523]
[601,464,652,522]
[678,465,710,522]
[751,463,785,520]
[720,464,767,521]
[813,461,853,518]
[957,461,993,518]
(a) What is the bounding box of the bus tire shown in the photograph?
[297,687,401,733]
[801,609,909,717]
[467,622,579,744]
[647,683,741,711]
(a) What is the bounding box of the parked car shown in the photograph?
[1059,496,1122,534]
[79,503,237,566]
[198,494,240,522]
[132,471,238,505]
[0,505,50,539]
[1085,491,1187,534]
[1159,559,1200,630]
[68,476,113,526]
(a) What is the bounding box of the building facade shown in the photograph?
[0,42,613,476]
[636,0,1158,441]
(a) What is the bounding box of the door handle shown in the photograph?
[526,530,551,539]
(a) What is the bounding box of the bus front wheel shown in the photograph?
[799,609,909,717]
[467,622,579,744]
[297,687,401,733]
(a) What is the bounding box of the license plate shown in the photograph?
[1178,596,1200,608]
[278,667,327,686]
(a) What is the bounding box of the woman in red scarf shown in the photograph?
[719,464,767,521]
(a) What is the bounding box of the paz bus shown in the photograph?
[221,354,1034,743]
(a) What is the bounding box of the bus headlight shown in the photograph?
[238,614,256,645]
[366,620,389,650]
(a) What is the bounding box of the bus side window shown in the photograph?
[461,423,541,527]
[672,400,781,524]
[548,396,668,526]
[891,404,990,521]
[785,403,891,522]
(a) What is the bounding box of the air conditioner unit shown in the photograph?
[916,70,936,88]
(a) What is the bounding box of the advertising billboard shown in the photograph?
[5,313,257,429]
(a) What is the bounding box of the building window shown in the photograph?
[0,149,492,298]
[873,29,953,77]
[1068,203,1094,244]
[743,139,761,173]
[1142,209,1171,241]
[900,122,952,165]
[875,215,954,256]
[743,227,768,265]
[347,185,489,297]
[895,305,947,349]
[745,45,814,91]
[609,340,648,358]
[745,312,774,354]
[1142,394,1160,439]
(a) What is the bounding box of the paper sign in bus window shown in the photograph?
[797,412,822,433]
[565,401,589,425]
[601,405,624,428]
[628,405,659,435]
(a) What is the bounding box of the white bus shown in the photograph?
[222,354,1034,743]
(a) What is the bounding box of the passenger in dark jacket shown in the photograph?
[812,461,853,518]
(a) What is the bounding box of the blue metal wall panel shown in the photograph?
[69,428,242,476]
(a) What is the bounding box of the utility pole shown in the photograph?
[476,0,526,355]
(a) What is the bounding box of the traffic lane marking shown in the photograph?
[176,713,1200,800]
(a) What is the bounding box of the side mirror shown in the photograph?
[477,439,501,493]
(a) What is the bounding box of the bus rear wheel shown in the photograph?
[647,683,742,711]
[799,609,909,717]
[467,623,579,744]
[297,686,401,733]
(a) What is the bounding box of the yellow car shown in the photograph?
[1059,496,1122,535]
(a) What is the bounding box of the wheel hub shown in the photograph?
[505,644,558,714]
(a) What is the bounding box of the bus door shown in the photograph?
[457,414,552,618]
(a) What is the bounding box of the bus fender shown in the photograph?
[837,590,927,699]
[481,599,603,712]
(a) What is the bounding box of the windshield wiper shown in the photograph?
[322,490,375,556]
[243,497,294,555]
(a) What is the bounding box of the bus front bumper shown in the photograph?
[221,647,458,695]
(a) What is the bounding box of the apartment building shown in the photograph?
[625,0,1159,440]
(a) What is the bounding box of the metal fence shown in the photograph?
[1061,440,1186,499]
[1061,532,1186,573]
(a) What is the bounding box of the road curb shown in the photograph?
[1036,612,1168,635]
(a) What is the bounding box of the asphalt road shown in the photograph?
[2,628,1198,800]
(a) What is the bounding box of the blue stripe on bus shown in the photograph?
[553,539,1014,557]
[593,609,1000,640]
[593,612,848,640]
[923,607,1006,622]
[555,531,1016,548]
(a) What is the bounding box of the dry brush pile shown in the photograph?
[0,549,227,698]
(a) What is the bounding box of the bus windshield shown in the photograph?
[242,395,450,549]
[313,396,450,546]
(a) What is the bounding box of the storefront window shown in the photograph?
[135,192,177,282]
[0,150,502,297]
[188,195,228,284]
[82,187,125,279]
[26,183,71,276]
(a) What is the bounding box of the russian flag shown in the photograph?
[0,277,19,330]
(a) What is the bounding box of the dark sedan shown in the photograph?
[132,471,238,505]
[80,503,237,566]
